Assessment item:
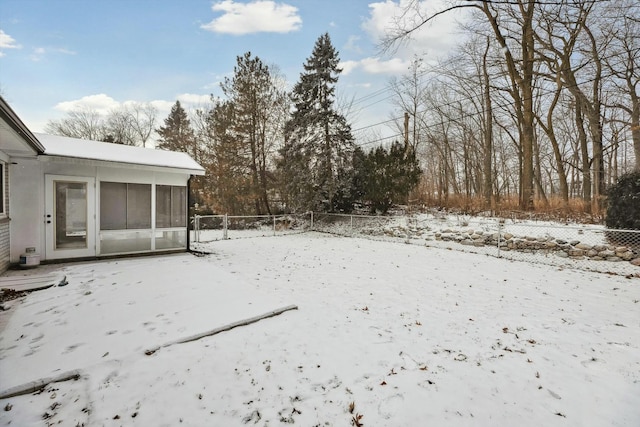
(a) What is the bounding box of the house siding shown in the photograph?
[0,163,9,272]
[0,219,9,272]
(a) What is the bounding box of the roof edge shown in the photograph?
[0,96,45,154]
[39,154,206,175]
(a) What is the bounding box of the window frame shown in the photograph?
[99,181,152,231]
[155,185,186,229]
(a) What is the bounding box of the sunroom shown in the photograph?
[9,133,204,263]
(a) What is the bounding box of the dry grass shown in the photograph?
[411,192,605,224]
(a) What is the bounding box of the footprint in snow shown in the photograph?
[378,393,404,419]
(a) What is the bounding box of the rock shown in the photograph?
[568,249,584,257]
[630,258,640,266]
[619,251,635,261]
[586,249,598,257]
[593,245,607,252]
[556,239,567,245]
[598,250,615,258]
[503,233,513,240]
[575,243,592,250]
[570,240,580,246]
[556,251,569,258]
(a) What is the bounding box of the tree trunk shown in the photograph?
[575,99,592,212]
[481,1,535,210]
[482,37,493,209]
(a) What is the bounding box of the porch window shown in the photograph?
[100,182,151,230]
[99,182,152,254]
[156,185,186,228]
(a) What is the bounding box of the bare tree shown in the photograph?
[382,0,538,210]
[127,102,158,147]
[44,107,105,140]
[601,0,640,171]
[45,102,158,147]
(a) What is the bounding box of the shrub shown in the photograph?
[605,171,640,249]
[605,171,640,230]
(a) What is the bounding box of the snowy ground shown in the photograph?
[1,233,639,426]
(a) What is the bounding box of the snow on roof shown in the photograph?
[34,133,205,175]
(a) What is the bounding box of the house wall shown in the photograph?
[10,158,43,263]
[0,159,9,272]
[9,157,191,264]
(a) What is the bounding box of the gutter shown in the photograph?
[187,175,192,252]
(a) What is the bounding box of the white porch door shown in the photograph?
[45,175,96,260]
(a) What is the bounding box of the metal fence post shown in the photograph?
[195,215,200,243]
[310,211,314,230]
[273,215,277,236]
[497,218,502,258]
[223,214,228,240]
[350,215,354,235]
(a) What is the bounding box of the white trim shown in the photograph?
[44,175,96,260]
[39,155,204,176]
[0,161,6,218]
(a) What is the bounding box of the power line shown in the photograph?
[349,45,635,147]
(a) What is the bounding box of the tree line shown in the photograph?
[46,33,420,216]
[382,0,639,215]
[46,0,639,217]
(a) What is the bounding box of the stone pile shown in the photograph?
[371,225,640,266]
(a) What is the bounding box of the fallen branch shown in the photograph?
[0,369,82,400]
[145,304,298,355]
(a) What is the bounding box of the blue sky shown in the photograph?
[0,0,463,143]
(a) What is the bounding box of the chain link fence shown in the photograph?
[312,212,640,276]
[191,213,312,243]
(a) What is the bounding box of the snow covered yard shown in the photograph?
[1,233,639,426]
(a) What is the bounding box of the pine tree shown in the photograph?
[156,101,197,160]
[220,52,286,215]
[280,33,355,212]
[354,142,422,214]
[157,100,203,208]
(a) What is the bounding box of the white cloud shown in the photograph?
[0,29,21,57]
[339,60,360,76]
[56,48,77,55]
[201,0,302,35]
[362,0,468,57]
[344,35,363,54]
[177,93,212,106]
[30,46,77,61]
[360,57,410,74]
[30,47,46,61]
[339,57,410,76]
[54,94,120,115]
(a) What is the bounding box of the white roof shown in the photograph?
[35,133,204,175]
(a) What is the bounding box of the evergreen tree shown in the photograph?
[220,52,286,215]
[354,142,422,214]
[280,33,355,212]
[156,101,197,160]
[157,100,203,208]
[207,99,254,214]
[605,171,640,230]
